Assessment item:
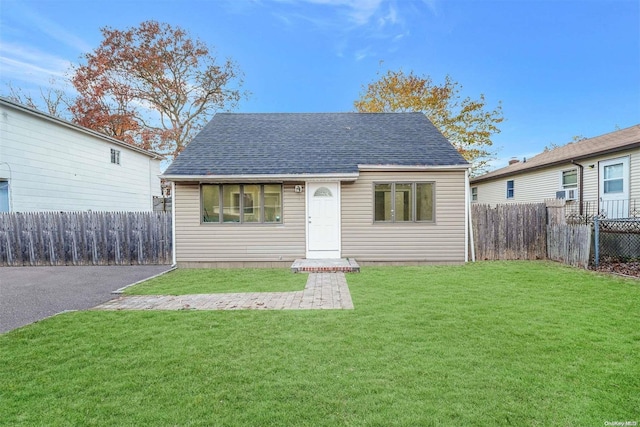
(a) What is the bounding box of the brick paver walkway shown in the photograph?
[93,272,354,311]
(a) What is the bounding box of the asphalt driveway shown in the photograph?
[0,265,172,334]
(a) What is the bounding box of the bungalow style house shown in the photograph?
[162,113,471,267]
[0,97,163,212]
[470,124,640,220]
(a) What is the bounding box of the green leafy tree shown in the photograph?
[355,69,503,175]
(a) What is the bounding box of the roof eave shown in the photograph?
[358,164,471,171]
[161,172,360,183]
[471,142,640,184]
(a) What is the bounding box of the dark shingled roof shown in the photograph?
[164,112,467,176]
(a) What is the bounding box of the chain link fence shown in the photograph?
[565,199,640,225]
[593,218,640,266]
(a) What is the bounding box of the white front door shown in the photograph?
[599,156,630,219]
[306,182,340,259]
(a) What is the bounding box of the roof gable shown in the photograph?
[472,124,640,183]
[164,112,468,177]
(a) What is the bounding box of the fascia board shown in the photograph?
[161,173,360,183]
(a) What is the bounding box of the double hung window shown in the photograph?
[506,180,514,199]
[562,169,578,190]
[110,149,121,165]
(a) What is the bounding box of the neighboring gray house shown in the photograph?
[470,124,640,219]
[0,97,163,212]
[162,112,471,266]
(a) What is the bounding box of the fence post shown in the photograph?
[594,216,599,268]
[545,199,566,225]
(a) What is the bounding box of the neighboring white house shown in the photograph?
[0,97,163,212]
[470,124,640,219]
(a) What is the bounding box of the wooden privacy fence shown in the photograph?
[547,224,592,268]
[153,197,172,212]
[472,203,548,260]
[0,211,172,266]
[472,202,594,268]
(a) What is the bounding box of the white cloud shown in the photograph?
[18,6,93,53]
[378,3,398,27]
[272,12,294,26]
[420,0,438,16]
[268,0,415,61]
[354,46,374,61]
[0,42,72,87]
[392,31,409,42]
[272,0,384,26]
[298,0,383,25]
[0,2,91,93]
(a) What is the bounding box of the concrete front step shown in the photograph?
[291,258,360,273]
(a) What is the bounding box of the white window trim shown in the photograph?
[560,168,578,190]
[506,180,514,199]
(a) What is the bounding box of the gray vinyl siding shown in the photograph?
[341,170,467,262]
[174,170,468,264]
[174,182,306,263]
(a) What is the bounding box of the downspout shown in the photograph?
[465,169,475,262]
[571,160,585,216]
[171,181,177,267]
[464,170,468,263]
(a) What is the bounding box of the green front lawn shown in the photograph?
[123,268,307,295]
[1,261,638,426]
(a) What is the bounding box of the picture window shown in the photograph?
[202,184,282,224]
[374,182,434,222]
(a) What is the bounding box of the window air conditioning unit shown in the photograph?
[556,189,577,200]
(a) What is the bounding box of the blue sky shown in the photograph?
[1,0,638,170]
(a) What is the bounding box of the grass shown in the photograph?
[123,268,308,294]
[1,261,638,426]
